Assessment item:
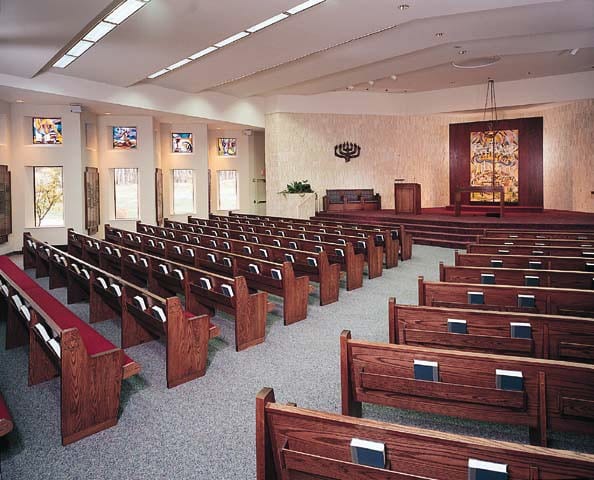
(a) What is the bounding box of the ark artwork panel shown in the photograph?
[470,129,519,203]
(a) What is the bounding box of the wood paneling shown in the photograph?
[449,117,543,208]
[0,165,11,243]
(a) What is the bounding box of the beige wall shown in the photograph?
[265,99,594,214]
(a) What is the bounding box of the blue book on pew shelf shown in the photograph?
[222,257,232,268]
[259,248,269,259]
[313,235,322,241]
[480,273,495,285]
[586,263,594,272]
[414,360,439,382]
[222,241,230,250]
[391,230,399,240]
[490,259,503,268]
[243,246,252,255]
[510,322,531,339]
[222,232,229,238]
[284,253,295,263]
[307,257,318,267]
[199,277,212,290]
[357,241,366,249]
[532,250,544,255]
[528,261,542,269]
[517,294,535,308]
[210,240,218,248]
[248,264,260,275]
[447,319,467,334]
[467,291,484,305]
[288,241,298,249]
[524,275,540,287]
[337,239,347,245]
[375,234,384,243]
[239,234,247,241]
[298,233,306,240]
[468,459,508,480]
[264,229,271,235]
[496,369,523,391]
[220,284,234,297]
[273,239,281,247]
[314,245,324,253]
[270,269,282,281]
[207,253,217,263]
[497,249,510,254]
[335,248,345,257]
[251,236,259,244]
[350,438,385,469]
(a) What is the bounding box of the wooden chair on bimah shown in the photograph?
[0,255,140,445]
[256,387,594,480]
[340,330,594,447]
[388,299,594,363]
[23,233,213,389]
[322,188,381,212]
[418,276,594,318]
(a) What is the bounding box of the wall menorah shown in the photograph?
[334,142,361,163]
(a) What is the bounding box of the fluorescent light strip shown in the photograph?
[67,40,94,57]
[53,55,77,68]
[247,13,289,33]
[146,0,325,79]
[84,21,117,42]
[189,46,218,60]
[105,0,146,24]
[214,31,250,48]
[286,0,325,15]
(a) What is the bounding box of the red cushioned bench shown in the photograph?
[0,393,13,437]
[0,255,140,444]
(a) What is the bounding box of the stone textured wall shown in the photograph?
[265,99,594,214]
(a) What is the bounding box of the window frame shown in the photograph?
[113,167,140,220]
[33,166,65,228]
[217,170,239,211]
[172,169,195,215]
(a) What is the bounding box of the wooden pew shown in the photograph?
[439,262,594,290]
[468,243,594,258]
[223,212,413,260]
[162,219,372,287]
[70,229,267,351]
[484,229,594,240]
[183,215,397,271]
[418,276,594,317]
[388,299,594,363]
[114,223,341,307]
[24,233,214,388]
[340,330,594,446]
[0,255,140,445]
[257,387,594,480]
[455,250,594,272]
[478,236,594,247]
[0,393,13,438]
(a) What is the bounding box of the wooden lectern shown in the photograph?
[394,182,421,214]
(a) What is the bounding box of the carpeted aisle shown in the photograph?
[0,245,593,479]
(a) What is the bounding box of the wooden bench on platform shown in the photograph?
[69,229,267,351]
[322,188,381,212]
[0,255,140,445]
[23,233,213,389]
[388,299,594,363]
[468,243,594,258]
[484,229,594,240]
[340,330,594,447]
[418,276,594,317]
[256,387,594,479]
[455,250,594,272]
[439,262,594,290]
[478,236,594,247]
[0,393,13,438]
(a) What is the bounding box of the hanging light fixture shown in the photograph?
[482,79,499,202]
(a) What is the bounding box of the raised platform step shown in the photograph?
[413,236,470,249]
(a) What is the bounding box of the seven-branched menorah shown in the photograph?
[334,142,361,162]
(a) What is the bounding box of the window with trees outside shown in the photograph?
[217,170,238,211]
[114,168,139,219]
[172,169,194,214]
[34,166,64,227]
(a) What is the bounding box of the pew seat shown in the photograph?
[0,393,13,437]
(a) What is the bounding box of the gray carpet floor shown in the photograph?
[0,245,593,479]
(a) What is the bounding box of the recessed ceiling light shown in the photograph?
[390,75,397,80]
[148,68,169,79]
[214,31,250,48]
[458,49,468,55]
[105,0,147,24]
[189,46,218,60]
[247,13,289,33]
[368,80,375,85]
[347,85,355,90]
[105,112,112,115]
[398,4,410,10]
[53,55,77,68]
[569,48,580,56]
[67,40,94,57]
[286,0,325,15]
[84,21,117,42]
[435,32,444,38]
[166,58,192,70]
[16,99,24,103]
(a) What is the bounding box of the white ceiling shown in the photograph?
[1,0,593,98]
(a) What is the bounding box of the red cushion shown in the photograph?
[0,257,134,368]
[0,256,40,291]
[0,393,11,423]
